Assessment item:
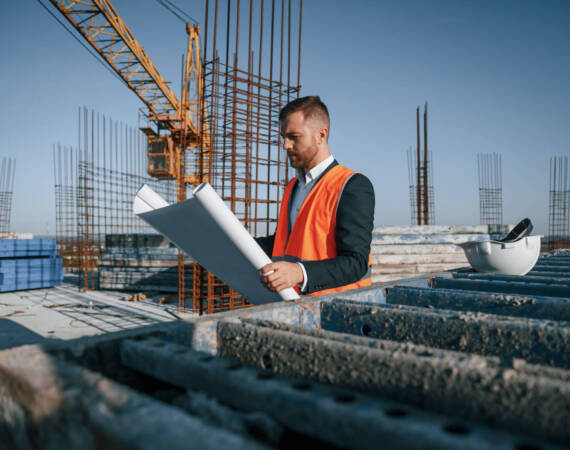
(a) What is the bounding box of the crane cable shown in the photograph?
[35,0,126,86]
[155,0,199,25]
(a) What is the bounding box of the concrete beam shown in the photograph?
[453,272,570,286]
[120,337,545,450]
[372,244,465,255]
[372,262,467,275]
[217,320,570,444]
[372,234,490,245]
[384,286,570,322]
[321,300,570,369]
[430,277,570,298]
[238,318,570,383]
[373,253,467,264]
[373,225,506,235]
[0,345,263,450]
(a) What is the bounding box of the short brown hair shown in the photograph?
[279,96,330,130]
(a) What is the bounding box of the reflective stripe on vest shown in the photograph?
[273,164,372,296]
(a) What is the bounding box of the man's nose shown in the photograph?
[283,138,292,151]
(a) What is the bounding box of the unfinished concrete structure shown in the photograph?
[371,224,510,282]
[1,249,569,448]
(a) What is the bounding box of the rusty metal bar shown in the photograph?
[423,102,428,225]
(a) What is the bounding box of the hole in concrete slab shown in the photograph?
[514,443,541,450]
[225,362,242,371]
[385,408,408,418]
[360,324,372,337]
[443,423,470,435]
[291,382,312,391]
[256,371,274,380]
[334,394,356,403]
[199,355,214,362]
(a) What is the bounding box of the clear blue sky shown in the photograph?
[1,0,569,235]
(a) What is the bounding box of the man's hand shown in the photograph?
[259,261,303,292]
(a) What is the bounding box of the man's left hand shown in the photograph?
[259,261,303,292]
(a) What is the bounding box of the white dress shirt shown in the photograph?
[290,155,335,292]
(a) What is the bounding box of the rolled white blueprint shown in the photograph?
[133,184,170,213]
[134,183,300,304]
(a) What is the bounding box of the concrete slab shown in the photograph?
[0,282,195,349]
[217,320,570,444]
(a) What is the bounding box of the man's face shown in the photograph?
[280,110,321,172]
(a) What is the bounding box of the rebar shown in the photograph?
[0,157,16,237]
[548,156,570,250]
[190,0,302,313]
[53,145,79,269]
[407,103,435,225]
[53,108,178,291]
[51,0,303,314]
[477,152,503,226]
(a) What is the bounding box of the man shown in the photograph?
[257,96,375,296]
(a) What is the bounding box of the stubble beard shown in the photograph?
[289,140,320,172]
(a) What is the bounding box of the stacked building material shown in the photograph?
[371,224,510,282]
[98,234,194,293]
[0,239,62,292]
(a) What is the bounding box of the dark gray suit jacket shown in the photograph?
[256,161,375,294]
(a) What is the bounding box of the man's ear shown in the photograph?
[318,126,329,144]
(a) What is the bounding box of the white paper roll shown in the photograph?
[192,182,299,301]
[134,183,300,303]
[134,184,170,214]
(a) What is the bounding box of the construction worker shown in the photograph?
[257,96,375,296]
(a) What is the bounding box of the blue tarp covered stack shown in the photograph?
[0,239,63,292]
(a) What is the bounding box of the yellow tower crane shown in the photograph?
[48,0,210,306]
[48,0,210,202]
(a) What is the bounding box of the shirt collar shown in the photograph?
[297,155,334,186]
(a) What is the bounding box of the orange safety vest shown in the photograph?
[273,164,372,296]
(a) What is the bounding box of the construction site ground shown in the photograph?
[0,276,196,350]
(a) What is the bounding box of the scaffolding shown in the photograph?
[0,157,16,237]
[548,156,570,250]
[477,152,503,226]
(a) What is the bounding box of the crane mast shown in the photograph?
[47,0,208,186]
